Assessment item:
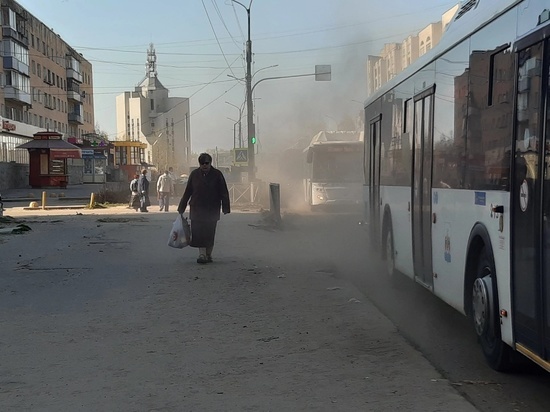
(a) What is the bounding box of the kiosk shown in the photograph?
[17,131,81,188]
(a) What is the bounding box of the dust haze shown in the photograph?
[207,3,415,313]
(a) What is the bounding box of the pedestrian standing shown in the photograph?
[157,170,174,212]
[129,174,141,211]
[177,153,230,264]
[138,169,150,213]
[167,166,176,196]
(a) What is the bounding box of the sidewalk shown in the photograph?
[0,208,478,411]
[1,183,102,202]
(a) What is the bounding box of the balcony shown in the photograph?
[68,112,83,124]
[66,67,83,83]
[3,56,29,76]
[2,26,29,46]
[4,86,31,105]
[67,90,82,103]
[518,77,530,93]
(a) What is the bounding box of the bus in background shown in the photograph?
[304,131,363,211]
[363,0,550,372]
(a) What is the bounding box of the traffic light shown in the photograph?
[250,123,256,144]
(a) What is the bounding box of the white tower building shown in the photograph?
[116,44,191,175]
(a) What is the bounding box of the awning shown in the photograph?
[17,139,82,159]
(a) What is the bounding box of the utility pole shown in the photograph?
[232,0,255,181]
[244,4,254,181]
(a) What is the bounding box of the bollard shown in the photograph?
[89,192,95,208]
[269,183,281,227]
[41,191,46,210]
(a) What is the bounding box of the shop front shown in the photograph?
[112,140,147,182]
[82,149,107,183]
[17,131,81,188]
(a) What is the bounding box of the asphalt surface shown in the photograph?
[0,194,478,411]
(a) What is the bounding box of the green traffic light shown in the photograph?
[251,136,256,144]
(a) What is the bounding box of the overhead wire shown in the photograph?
[210,0,243,51]
[200,0,238,79]
[25,1,458,140]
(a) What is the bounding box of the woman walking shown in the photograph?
[177,153,230,263]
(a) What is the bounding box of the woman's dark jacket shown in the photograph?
[177,166,230,221]
[138,174,149,193]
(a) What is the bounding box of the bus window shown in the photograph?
[466,10,516,190]
[433,40,470,189]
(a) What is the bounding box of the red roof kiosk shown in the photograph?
[17,131,82,188]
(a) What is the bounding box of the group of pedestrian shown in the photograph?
[129,167,177,213]
[129,153,231,264]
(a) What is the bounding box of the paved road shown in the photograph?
[0,205,476,411]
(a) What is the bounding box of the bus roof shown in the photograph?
[365,0,522,107]
[304,131,364,154]
[309,131,364,145]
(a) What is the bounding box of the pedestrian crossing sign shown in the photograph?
[234,148,248,165]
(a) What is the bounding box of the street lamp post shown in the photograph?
[231,0,255,181]
[225,101,242,148]
[227,117,239,149]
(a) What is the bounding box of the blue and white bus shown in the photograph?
[363,0,550,371]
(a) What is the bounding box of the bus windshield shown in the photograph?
[311,148,363,183]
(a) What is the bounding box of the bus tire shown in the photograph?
[382,218,395,278]
[471,246,513,371]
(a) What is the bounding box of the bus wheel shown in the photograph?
[471,247,513,371]
[383,222,395,278]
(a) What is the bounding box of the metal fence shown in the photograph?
[228,182,266,205]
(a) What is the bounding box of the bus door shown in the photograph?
[368,116,381,245]
[512,38,550,362]
[412,87,435,288]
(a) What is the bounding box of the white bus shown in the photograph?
[304,131,364,211]
[363,0,550,372]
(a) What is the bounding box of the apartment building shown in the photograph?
[366,4,460,97]
[381,42,403,80]
[115,44,191,177]
[0,0,94,164]
[401,34,419,71]
[366,55,386,98]
[418,21,443,57]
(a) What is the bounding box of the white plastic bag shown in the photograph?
[168,214,190,249]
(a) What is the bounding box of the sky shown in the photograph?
[17,0,458,154]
